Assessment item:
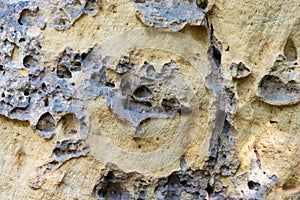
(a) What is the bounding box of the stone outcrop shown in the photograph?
[0,0,299,199]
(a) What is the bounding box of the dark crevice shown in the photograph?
[284,37,297,61]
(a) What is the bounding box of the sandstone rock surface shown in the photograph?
[0,0,299,199]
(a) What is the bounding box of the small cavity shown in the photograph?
[133,85,152,99]
[57,64,72,78]
[84,0,99,15]
[284,37,297,61]
[161,97,180,113]
[36,112,56,132]
[18,8,36,26]
[196,0,208,9]
[230,62,251,79]
[258,75,300,105]
[247,181,261,190]
[210,45,221,67]
[23,55,39,68]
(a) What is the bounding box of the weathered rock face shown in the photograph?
[0,0,299,199]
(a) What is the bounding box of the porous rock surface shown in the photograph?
[0,0,299,199]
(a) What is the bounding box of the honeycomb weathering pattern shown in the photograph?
[87,28,212,172]
[0,0,293,199]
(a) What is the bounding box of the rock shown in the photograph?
[258,55,300,106]
[230,62,252,79]
[0,0,298,199]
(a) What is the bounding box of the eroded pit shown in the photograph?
[258,57,300,106]
[284,37,297,62]
[36,112,56,137]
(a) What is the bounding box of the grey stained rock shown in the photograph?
[154,168,210,200]
[0,1,269,199]
[49,0,99,31]
[92,163,225,200]
[93,163,153,200]
[258,55,300,106]
[230,150,277,200]
[134,0,208,31]
[107,59,193,137]
[31,139,89,189]
[204,25,240,178]
[0,1,94,140]
[230,62,252,79]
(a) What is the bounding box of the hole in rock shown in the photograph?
[284,38,297,61]
[211,45,221,67]
[59,113,80,134]
[197,0,208,9]
[258,75,300,105]
[24,90,30,96]
[19,38,26,44]
[205,184,214,194]
[248,181,260,190]
[44,98,49,107]
[18,9,36,26]
[36,112,56,132]
[23,55,38,68]
[57,65,72,78]
[85,0,98,14]
[133,85,152,99]
[105,82,115,87]
[41,83,47,92]
[161,97,180,113]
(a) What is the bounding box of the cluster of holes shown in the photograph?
[93,171,131,200]
[154,169,211,200]
[52,139,88,157]
[52,0,99,30]
[56,48,85,79]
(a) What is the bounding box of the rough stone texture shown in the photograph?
[258,55,300,106]
[0,0,299,199]
[134,0,209,31]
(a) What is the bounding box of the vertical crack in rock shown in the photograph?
[203,24,240,198]
[258,55,300,106]
[134,0,212,31]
